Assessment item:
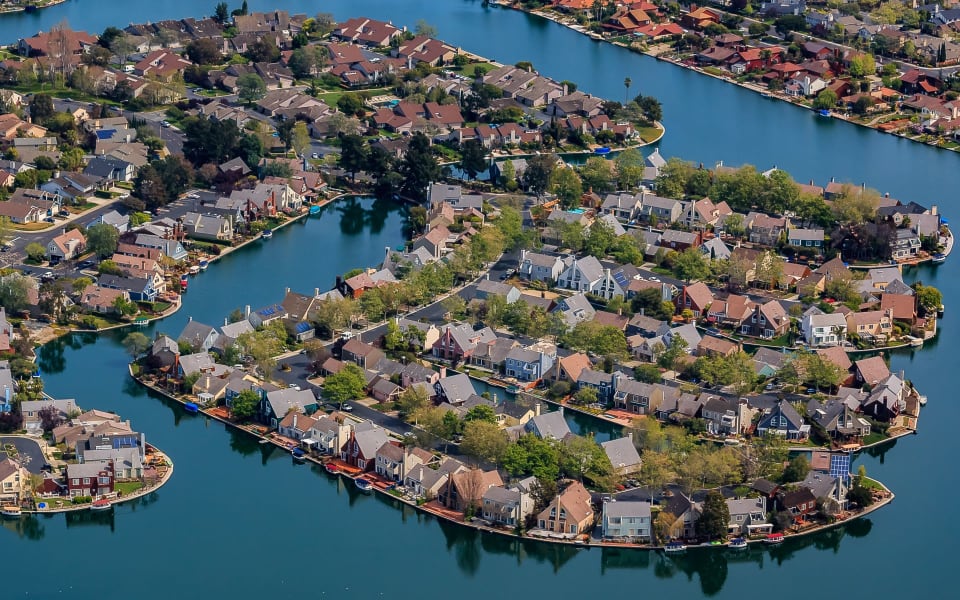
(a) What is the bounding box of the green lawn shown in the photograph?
[862,432,887,446]
[860,476,884,491]
[115,481,144,495]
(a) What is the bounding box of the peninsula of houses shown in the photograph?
[1,386,172,515]
[500,0,960,150]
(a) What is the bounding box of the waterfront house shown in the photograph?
[21,399,78,434]
[150,335,179,370]
[756,400,809,440]
[662,493,700,539]
[79,284,130,315]
[340,424,389,472]
[177,352,217,379]
[801,312,847,346]
[303,416,351,456]
[375,444,433,482]
[861,374,907,421]
[470,337,519,373]
[601,499,651,542]
[434,373,476,406]
[504,346,554,382]
[725,496,771,536]
[404,457,464,500]
[880,293,917,324]
[66,462,114,498]
[536,480,594,536]
[612,380,664,415]
[547,352,592,386]
[890,228,921,260]
[248,303,287,328]
[482,485,535,528]
[741,300,790,339]
[846,309,894,342]
[442,468,504,512]
[46,229,86,264]
[778,487,817,521]
[432,323,497,362]
[260,388,318,429]
[577,369,615,404]
[79,447,144,480]
[178,318,218,353]
[278,411,318,442]
[0,457,23,504]
[809,398,871,443]
[525,410,572,440]
[854,356,891,387]
[601,436,642,477]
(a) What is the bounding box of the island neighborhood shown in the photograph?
[0,7,944,550]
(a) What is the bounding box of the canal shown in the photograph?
[1,1,957,597]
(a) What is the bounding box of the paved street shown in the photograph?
[0,436,47,474]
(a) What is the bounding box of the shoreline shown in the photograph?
[495,1,959,154]
[0,0,68,15]
[130,370,891,552]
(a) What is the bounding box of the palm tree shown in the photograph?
[624,76,632,104]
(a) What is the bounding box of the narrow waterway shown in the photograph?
[1,2,957,597]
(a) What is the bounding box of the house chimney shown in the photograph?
[244,305,251,317]
[188,316,193,322]
[535,402,541,416]
[627,432,633,442]
[559,405,564,417]
[440,366,447,379]
[224,317,228,326]
[314,288,320,297]
[285,287,290,294]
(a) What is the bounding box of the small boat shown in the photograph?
[309,205,321,216]
[1,505,22,518]
[594,146,611,155]
[761,92,774,99]
[932,253,946,264]
[262,229,274,240]
[355,477,373,492]
[505,384,520,395]
[764,533,784,545]
[918,395,928,406]
[188,265,200,275]
[291,448,306,463]
[90,499,112,511]
[198,260,209,271]
[724,438,740,446]
[729,538,748,550]
[183,402,199,414]
[818,109,832,117]
[938,303,945,318]
[325,462,340,475]
[180,277,188,291]
[664,541,687,553]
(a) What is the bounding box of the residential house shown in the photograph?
[404,457,464,500]
[682,197,732,230]
[890,228,921,260]
[433,373,476,406]
[442,468,504,512]
[552,293,597,329]
[340,424,389,471]
[525,410,572,440]
[536,480,594,536]
[756,400,809,440]
[662,493,700,539]
[504,346,555,382]
[177,318,219,352]
[741,300,790,339]
[707,294,752,327]
[676,282,713,318]
[470,337,518,373]
[861,374,906,421]
[787,227,825,249]
[801,312,847,346]
[846,309,894,342]
[601,500,652,542]
[577,368,615,404]
[854,355,891,387]
[660,229,701,251]
[547,352,592,385]
[260,388,317,429]
[66,461,113,498]
[726,496,771,536]
[0,458,23,504]
[612,379,664,415]
[474,279,521,304]
[481,485,536,528]
[519,250,565,283]
[303,416,351,456]
[809,398,871,443]
[432,323,497,362]
[45,229,86,264]
[601,436,642,477]
[880,293,917,324]
[748,213,789,246]
[697,335,739,358]
[637,193,682,224]
[341,338,386,369]
[277,411,318,442]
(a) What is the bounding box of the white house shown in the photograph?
[801,312,848,346]
[601,500,652,542]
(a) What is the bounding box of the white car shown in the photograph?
[342,404,354,412]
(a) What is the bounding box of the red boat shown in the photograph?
[91,498,112,511]
[180,276,188,291]
[764,533,784,545]
[324,463,339,474]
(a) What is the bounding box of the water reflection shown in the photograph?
[331,195,405,238]
[65,507,116,532]
[1,514,45,540]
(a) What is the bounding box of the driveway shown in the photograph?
[0,436,46,474]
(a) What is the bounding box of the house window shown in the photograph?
[83,478,90,484]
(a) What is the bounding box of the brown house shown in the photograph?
[536,480,595,536]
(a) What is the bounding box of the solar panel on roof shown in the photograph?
[613,271,628,286]
[829,454,850,479]
[95,129,116,139]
